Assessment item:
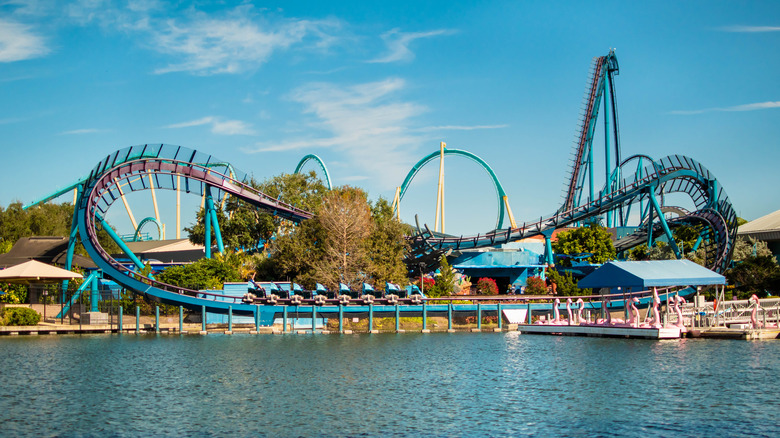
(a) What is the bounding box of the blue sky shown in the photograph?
[1,0,778,237]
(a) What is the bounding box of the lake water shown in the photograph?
[1,332,778,437]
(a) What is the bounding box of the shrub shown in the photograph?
[476,278,498,295]
[1,307,41,326]
[525,276,548,295]
[546,269,591,296]
[414,277,435,290]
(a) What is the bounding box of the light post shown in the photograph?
[419,263,426,296]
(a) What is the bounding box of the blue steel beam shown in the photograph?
[97,214,146,272]
[205,186,224,254]
[23,177,87,210]
[56,270,101,319]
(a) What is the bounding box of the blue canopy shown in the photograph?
[577,259,725,289]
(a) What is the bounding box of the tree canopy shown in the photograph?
[0,201,120,258]
[263,188,409,290]
[186,171,327,252]
[552,223,615,266]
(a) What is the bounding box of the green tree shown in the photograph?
[546,269,591,296]
[731,236,773,262]
[552,223,616,266]
[365,198,410,287]
[428,255,457,298]
[156,253,245,291]
[257,171,328,214]
[186,172,327,252]
[0,202,73,239]
[0,201,119,261]
[725,255,780,299]
[673,224,703,254]
[264,218,326,287]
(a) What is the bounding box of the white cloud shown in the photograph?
[150,9,339,75]
[11,2,340,75]
[368,28,453,63]
[164,116,255,135]
[719,25,780,32]
[669,101,780,115]
[416,124,509,132]
[165,117,213,129]
[0,18,48,62]
[59,128,104,135]
[247,78,427,188]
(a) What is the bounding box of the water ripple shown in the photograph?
[0,334,778,437]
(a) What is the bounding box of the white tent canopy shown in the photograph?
[0,260,83,284]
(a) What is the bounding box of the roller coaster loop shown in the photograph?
[294,154,332,190]
[396,147,509,231]
[76,144,313,315]
[132,217,163,241]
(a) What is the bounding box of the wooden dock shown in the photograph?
[517,324,682,339]
[691,327,780,340]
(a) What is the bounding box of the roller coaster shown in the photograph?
[406,50,738,275]
[20,50,737,320]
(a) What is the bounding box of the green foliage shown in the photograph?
[0,283,28,304]
[264,219,325,287]
[673,224,703,254]
[546,269,590,296]
[185,172,328,252]
[0,201,120,259]
[257,171,328,213]
[365,197,410,287]
[156,254,244,290]
[0,239,12,254]
[476,278,498,295]
[731,236,773,262]
[0,202,73,240]
[1,307,41,326]
[525,276,547,295]
[428,256,457,298]
[627,241,675,261]
[725,255,780,299]
[647,241,675,260]
[552,223,616,266]
[626,245,647,261]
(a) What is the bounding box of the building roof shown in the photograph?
[738,209,780,241]
[0,236,96,269]
[125,239,204,253]
[120,239,205,264]
[578,259,725,289]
